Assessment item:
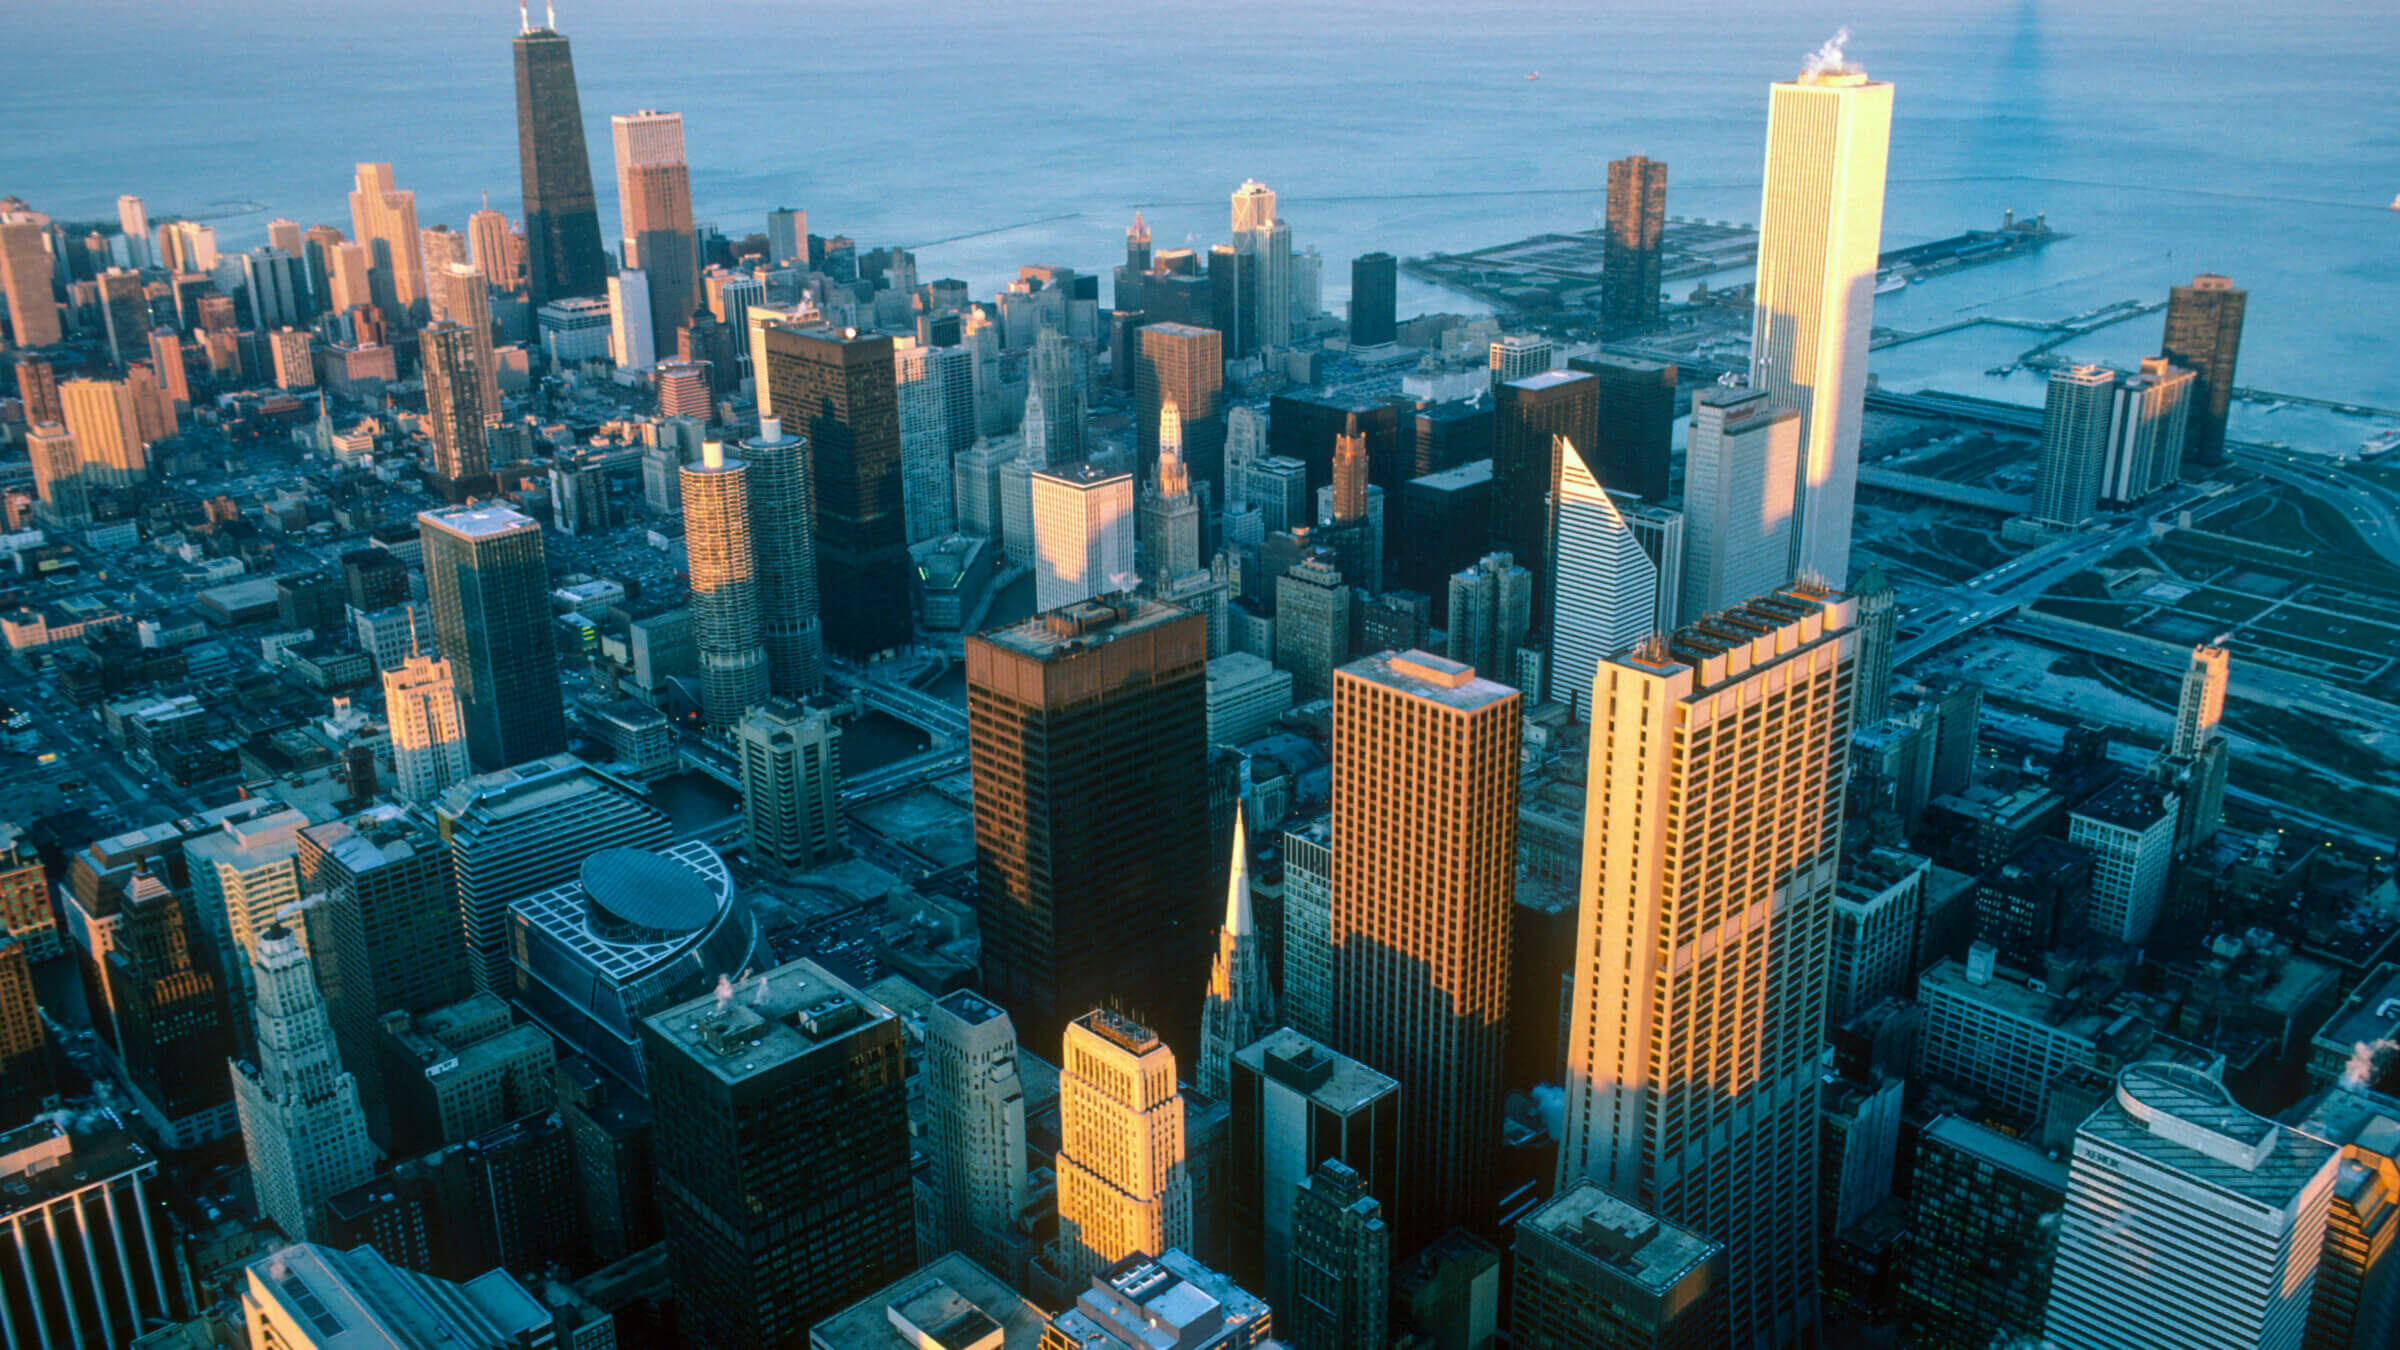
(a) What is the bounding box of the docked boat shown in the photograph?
[2361,429,2400,459]
[1874,272,1910,294]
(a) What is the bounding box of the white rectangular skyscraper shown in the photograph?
[1031,463,1135,612]
[1749,44,1892,589]
[1681,388,1798,621]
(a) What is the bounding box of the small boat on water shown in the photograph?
[1874,273,1909,295]
[1526,72,1540,81]
[2362,429,2400,459]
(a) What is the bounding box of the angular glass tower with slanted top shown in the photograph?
[514,9,607,305]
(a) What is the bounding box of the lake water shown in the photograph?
[15,1,2397,432]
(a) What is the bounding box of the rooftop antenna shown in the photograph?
[519,0,529,33]
[546,0,556,30]
[407,604,422,659]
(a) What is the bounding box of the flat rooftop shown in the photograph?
[2085,1063,2332,1208]
[807,1251,1046,1350]
[1234,1028,1398,1115]
[1921,1114,2070,1193]
[1410,458,1493,491]
[2317,963,2400,1057]
[1503,370,1589,393]
[1339,648,1517,713]
[2073,777,2174,833]
[1520,1180,1721,1297]
[644,956,891,1086]
[975,594,1195,660]
[417,503,537,540]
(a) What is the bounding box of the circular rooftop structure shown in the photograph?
[582,847,718,942]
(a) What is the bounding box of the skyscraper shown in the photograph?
[1232,180,1293,351]
[418,504,566,770]
[643,958,914,1346]
[0,216,58,348]
[924,990,1031,1278]
[760,326,911,657]
[1197,819,1274,1099]
[429,260,502,411]
[97,267,148,364]
[1349,251,1397,348]
[607,268,655,371]
[739,416,825,696]
[117,194,151,266]
[1138,400,1203,591]
[1551,438,1679,713]
[682,441,772,728]
[1603,155,1668,330]
[26,423,85,526]
[1446,551,1532,687]
[968,597,1211,1053]
[467,195,516,293]
[1026,324,1088,467]
[1032,462,1137,612]
[347,163,424,320]
[1287,1159,1392,1350]
[1680,387,1799,620]
[1331,649,1521,1244]
[0,1120,191,1348]
[1851,563,1897,725]
[1491,334,1554,383]
[383,651,472,805]
[612,109,697,354]
[59,376,146,487]
[765,206,805,266]
[418,320,492,500]
[1136,322,1225,490]
[2066,777,2178,944]
[1490,371,1599,620]
[1227,1029,1399,1313]
[2161,272,2247,468]
[1512,1181,1728,1349]
[1051,1009,1194,1291]
[2174,642,2229,758]
[1749,50,1893,589]
[2032,364,2118,527]
[232,925,379,1242]
[2098,356,2196,504]
[1275,553,1352,704]
[735,697,843,875]
[513,13,607,304]
[1558,586,1857,1349]
[894,338,958,541]
[239,1242,552,1350]
[2044,1063,2335,1350]
[1568,354,1678,504]
[181,806,310,1003]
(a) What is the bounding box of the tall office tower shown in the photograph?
[2099,356,2197,504]
[27,423,86,525]
[147,327,190,409]
[233,925,378,1242]
[925,990,1032,1276]
[968,598,1210,1053]
[1125,210,1154,277]
[1331,650,1521,1244]
[1288,1159,1393,1350]
[1280,818,1335,1042]
[895,339,958,540]
[0,1118,194,1348]
[1224,405,1266,509]
[1137,322,1225,489]
[1851,563,1897,725]
[96,267,148,363]
[1232,180,1293,351]
[513,13,607,304]
[91,860,242,1147]
[0,216,58,347]
[158,218,220,273]
[383,652,472,804]
[184,806,310,1000]
[1025,324,1088,467]
[418,504,566,770]
[325,239,374,314]
[2293,1092,2400,1350]
[1227,1029,1399,1312]
[739,416,825,695]
[1139,401,1204,591]
[1350,251,1397,347]
[298,223,342,312]
[765,205,805,266]
[1446,551,1532,686]
[644,959,912,1345]
[2161,273,2246,468]
[612,109,697,353]
[1750,54,1892,589]
[419,224,469,274]
[0,939,49,1123]
[1052,1010,1194,1290]
[123,361,175,443]
[429,261,502,410]
[1899,1115,2070,1350]
[1570,354,1679,503]
[1032,462,1137,612]
[467,195,516,292]
[240,1241,551,1350]
[436,753,670,995]
[418,321,492,501]
[1681,387,1800,620]
[1491,372,1599,618]
[2174,643,2229,757]
[1602,155,1669,331]
[1330,420,1370,524]
[1491,334,1553,382]
[1246,456,1311,535]
[346,163,424,319]
[735,696,843,875]
[13,355,60,424]
[1050,1250,1271,1350]
[117,193,151,265]
[60,376,146,487]
[606,268,654,370]
[681,441,772,728]
[1557,587,1857,1349]
[2044,1064,2336,1350]
[760,326,911,657]
[1551,438,1672,712]
[1275,554,1352,704]
[268,328,314,389]
[1513,1181,1728,1350]
[2032,364,2117,527]
[1196,820,1274,1099]
[2066,777,2178,943]
[656,356,713,420]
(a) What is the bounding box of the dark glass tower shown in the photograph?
[1567,353,1678,503]
[513,22,607,305]
[418,504,567,770]
[1490,370,1600,627]
[1350,251,1397,347]
[759,327,910,657]
[966,597,1211,1056]
[2159,272,2246,468]
[1602,154,1667,330]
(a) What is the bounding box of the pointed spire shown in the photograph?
[520,0,530,32]
[546,0,557,30]
[1222,815,1253,940]
[1198,814,1275,1098]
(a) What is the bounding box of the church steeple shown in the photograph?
[1197,815,1275,1098]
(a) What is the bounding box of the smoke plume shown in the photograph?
[2342,1037,2398,1092]
[1803,27,1858,78]
[1530,1083,1566,1141]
